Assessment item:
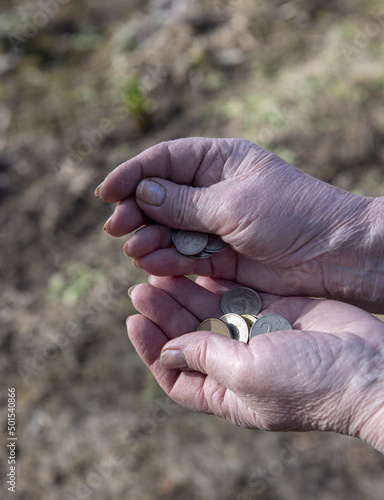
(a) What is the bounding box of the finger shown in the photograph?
[104,197,145,237]
[148,276,223,320]
[127,312,242,419]
[159,328,343,401]
[160,331,253,419]
[134,247,236,278]
[129,283,200,338]
[160,366,255,423]
[127,314,180,391]
[124,224,173,258]
[148,276,302,330]
[127,314,167,367]
[195,276,236,295]
[135,177,223,233]
[160,330,255,394]
[96,138,219,203]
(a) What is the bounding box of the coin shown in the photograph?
[221,287,262,316]
[171,230,229,258]
[249,314,292,338]
[220,313,249,343]
[142,211,156,224]
[191,250,213,259]
[173,231,209,256]
[205,235,229,253]
[241,314,257,330]
[197,318,233,338]
[171,229,179,245]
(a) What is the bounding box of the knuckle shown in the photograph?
[173,185,201,228]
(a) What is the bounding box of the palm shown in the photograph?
[128,275,384,434]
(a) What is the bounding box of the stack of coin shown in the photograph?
[172,230,228,259]
[197,286,292,343]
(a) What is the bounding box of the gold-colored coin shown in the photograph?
[196,318,233,339]
[241,314,258,330]
[220,314,249,343]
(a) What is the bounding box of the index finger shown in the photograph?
[96,137,217,202]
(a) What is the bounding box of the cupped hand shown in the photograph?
[96,138,380,305]
[127,275,384,453]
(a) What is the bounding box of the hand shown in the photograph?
[96,138,383,310]
[127,275,384,453]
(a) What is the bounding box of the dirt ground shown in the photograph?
[1,1,384,499]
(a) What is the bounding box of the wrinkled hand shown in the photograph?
[96,138,382,307]
[127,275,384,453]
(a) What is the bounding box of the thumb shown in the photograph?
[160,331,250,389]
[136,177,220,233]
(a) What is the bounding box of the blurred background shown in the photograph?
[1,0,384,498]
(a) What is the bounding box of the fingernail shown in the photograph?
[94,183,103,198]
[137,179,166,206]
[127,285,136,297]
[160,349,189,370]
[132,258,139,268]
[103,215,113,232]
[126,316,133,332]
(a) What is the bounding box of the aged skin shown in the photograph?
[96,137,384,453]
[128,276,384,454]
[96,137,384,311]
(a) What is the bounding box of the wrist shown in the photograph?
[360,197,384,305]
[359,405,384,454]
[346,333,384,454]
[322,194,384,310]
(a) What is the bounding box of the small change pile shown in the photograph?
[172,230,228,259]
[197,286,292,343]
[170,229,292,342]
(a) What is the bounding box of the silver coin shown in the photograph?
[174,231,209,256]
[221,287,262,316]
[220,313,249,343]
[191,250,213,259]
[249,314,292,338]
[171,229,179,245]
[205,235,229,253]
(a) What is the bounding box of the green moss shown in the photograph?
[123,79,157,128]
